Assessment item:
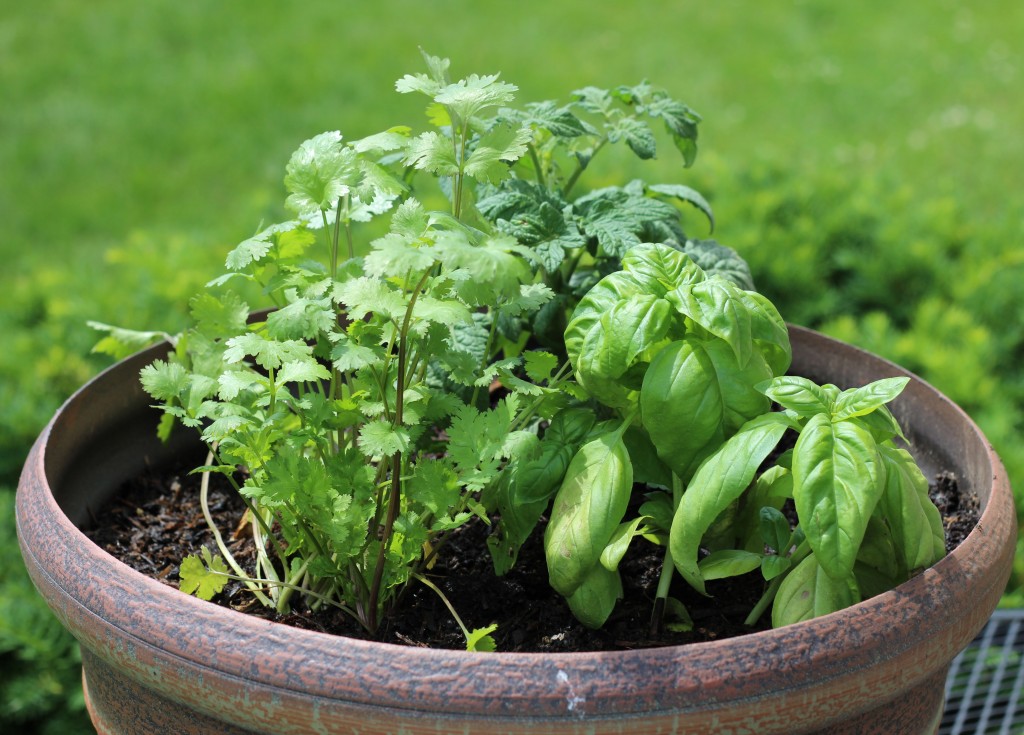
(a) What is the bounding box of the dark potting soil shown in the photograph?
[84,457,980,653]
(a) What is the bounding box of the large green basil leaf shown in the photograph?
[832,377,910,421]
[544,432,633,596]
[640,338,725,482]
[703,339,774,434]
[565,563,623,629]
[668,277,753,366]
[738,290,792,375]
[544,407,597,447]
[670,413,790,594]
[792,414,882,581]
[564,270,645,363]
[619,241,705,293]
[772,553,860,628]
[759,376,835,418]
[876,443,946,575]
[622,425,674,489]
[576,295,672,384]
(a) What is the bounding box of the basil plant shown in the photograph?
[537,242,945,630]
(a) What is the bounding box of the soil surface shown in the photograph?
[85,456,979,653]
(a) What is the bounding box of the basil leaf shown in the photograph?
[698,549,763,581]
[565,563,623,630]
[832,377,910,421]
[544,432,633,597]
[641,338,725,482]
[772,554,860,628]
[792,414,882,580]
[759,376,835,418]
[669,413,790,593]
[876,443,946,575]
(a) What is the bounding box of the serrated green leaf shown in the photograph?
[139,360,189,401]
[514,99,595,138]
[89,322,172,360]
[648,184,714,231]
[404,131,459,176]
[759,376,835,417]
[284,131,358,215]
[334,276,408,322]
[223,333,314,371]
[188,291,249,339]
[217,369,262,401]
[465,624,499,653]
[225,221,301,271]
[609,116,657,159]
[434,73,518,120]
[330,336,384,372]
[351,127,412,154]
[356,419,410,458]
[266,296,335,341]
[523,351,559,383]
[179,548,229,601]
[277,359,331,386]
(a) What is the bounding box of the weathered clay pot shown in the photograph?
[16,326,1015,734]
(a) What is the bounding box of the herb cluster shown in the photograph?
[98,52,945,648]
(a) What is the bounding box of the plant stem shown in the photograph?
[562,138,606,198]
[650,474,683,635]
[527,143,546,189]
[198,452,273,607]
[413,573,473,645]
[744,540,811,626]
[366,267,433,630]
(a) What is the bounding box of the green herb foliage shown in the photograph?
[544,241,943,630]
[116,54,600,646]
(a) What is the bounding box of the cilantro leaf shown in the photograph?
[179,547,229,601]
[357,419,411,458]
[434,74,517,120]
[465,623,499,652]
[404,131,459,177]
[225,221,301,271]
[283,131,358,215]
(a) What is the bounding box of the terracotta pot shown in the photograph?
[16,325,1015,734]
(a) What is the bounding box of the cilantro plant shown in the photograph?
[540,241,945,630]
[102,53,601,648]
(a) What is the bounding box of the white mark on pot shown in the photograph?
[556,670,587,718]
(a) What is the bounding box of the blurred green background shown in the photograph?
[2,1,1021,730]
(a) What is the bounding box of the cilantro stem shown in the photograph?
[367,266,433,629]
[412,572,473,644]
[198,454,273,607]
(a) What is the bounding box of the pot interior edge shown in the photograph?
[42,343,192,528]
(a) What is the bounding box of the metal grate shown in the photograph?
[940,610,1024,734]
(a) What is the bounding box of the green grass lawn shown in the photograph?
[2,2,1022,730]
